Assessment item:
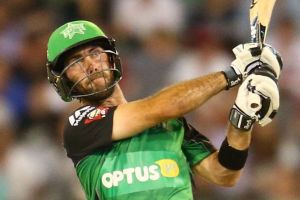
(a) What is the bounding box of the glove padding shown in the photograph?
[247,70,280,126]
[224,43,283,89]
[230,68,280,130]
[231,43,262,78]
[223,43,261,89]
[260,44,283,79]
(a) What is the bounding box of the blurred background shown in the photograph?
[0,0,299,199]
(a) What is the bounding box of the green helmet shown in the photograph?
[46,20,122,102]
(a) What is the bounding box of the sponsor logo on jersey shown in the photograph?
[101,159,179,189]
[84,106,109,124]
[69,106,94,126]
[69,106,110,126]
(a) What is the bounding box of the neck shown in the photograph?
[81,84,127,107]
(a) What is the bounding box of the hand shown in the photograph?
[231,43,262,77]
[229,68,280,130]
[247,68,280,126]
[223,43,261,89]
[260,44,283,79]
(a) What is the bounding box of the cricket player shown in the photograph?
[46,20,282,200]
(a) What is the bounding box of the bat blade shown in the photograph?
[258,0,276,43]
[249,0,277,46]
[248,0,277,112]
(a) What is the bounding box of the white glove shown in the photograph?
[260,44,283,79]
[231,43,261,79]
[223,43,261,89]
[223,43,283,90]
[229,68,280,130]
[246,71,280,126]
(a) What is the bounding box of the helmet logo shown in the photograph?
[60,23,86,39]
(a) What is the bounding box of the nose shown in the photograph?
[85,56,100,74]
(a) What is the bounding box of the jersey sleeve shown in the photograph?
[181,118,217,166]
[63,105,117,165]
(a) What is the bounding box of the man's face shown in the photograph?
[63,44,115,98]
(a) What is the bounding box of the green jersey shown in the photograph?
[64,106,215,200]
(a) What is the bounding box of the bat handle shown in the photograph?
[250,16,263,48]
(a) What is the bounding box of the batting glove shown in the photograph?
[229,68,279,130]
[260,44,283,79]
[223,43,261,89]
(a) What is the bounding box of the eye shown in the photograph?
[68,57,84,68]
[90,49,102,59]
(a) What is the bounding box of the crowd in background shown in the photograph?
[0,0,299,199]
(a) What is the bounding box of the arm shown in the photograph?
[192,66,281,187]
[112,42,281,141]
[192,124,251,187]
[113,72,227,140]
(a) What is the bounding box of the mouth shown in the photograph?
[88,72,104,81]
[83,71,113,90]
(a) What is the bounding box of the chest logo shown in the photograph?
[101,159,180,189]
[155,159,179,177]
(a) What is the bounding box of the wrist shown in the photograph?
[218,137,249,170]
[227,124,251,150]
[222,67,242,90]
[229,105,256,131]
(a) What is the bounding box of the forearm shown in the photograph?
[113,72,228,140]
[193,123,252,187]
[210,124,252,186]
[148,72,227,121]
[217,123,252,172]
[193,152,242,187]
[226,124,252,150]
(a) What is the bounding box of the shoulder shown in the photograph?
[63,105,117,164]
[66,105,116,127]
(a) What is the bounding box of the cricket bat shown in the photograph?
[248,0,277,115]
[249,0,277,48]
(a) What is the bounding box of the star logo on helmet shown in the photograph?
[60,23,86,39]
